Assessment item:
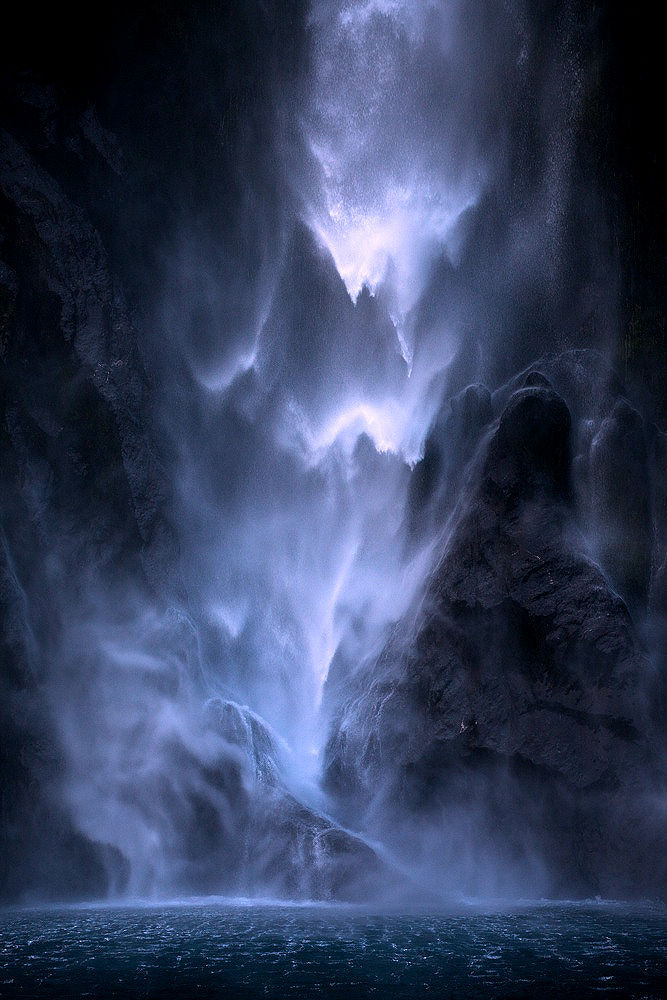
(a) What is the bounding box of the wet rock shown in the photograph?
[407,381,493,544]
[0,124,176,902]
[0,127,176,588]
[649,430,667,617]
[586,399,653,609]
[250,791,390,902]
[484,384,571,498]
[127,699,394,901]
[325,383,661,897]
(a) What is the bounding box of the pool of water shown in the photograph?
[0,898,665,998]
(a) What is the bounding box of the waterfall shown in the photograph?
[0,1,663,903]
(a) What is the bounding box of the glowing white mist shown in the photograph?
[307,0,483,329]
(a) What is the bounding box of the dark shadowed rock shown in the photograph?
[650,430,667,620]
[119,697,396,900]
[325,383,664,898]
[407,381,493,544]
[585,399,653,609]
[484,384,571,498]
[250,791,391,902]
[0,120,176,902]
[647,431,667,740]
[494,349,664,622]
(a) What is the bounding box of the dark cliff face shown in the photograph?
[0,106,175,899]
[324,365,666,899]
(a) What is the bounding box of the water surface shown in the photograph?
[1,899,665,998]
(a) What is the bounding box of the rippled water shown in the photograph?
[0,899,665,998]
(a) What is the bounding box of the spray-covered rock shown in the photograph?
[325,382,663,898]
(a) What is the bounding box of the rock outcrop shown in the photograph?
[325,377,665,898]
[98,696,392,901]
[204,698,391,902]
